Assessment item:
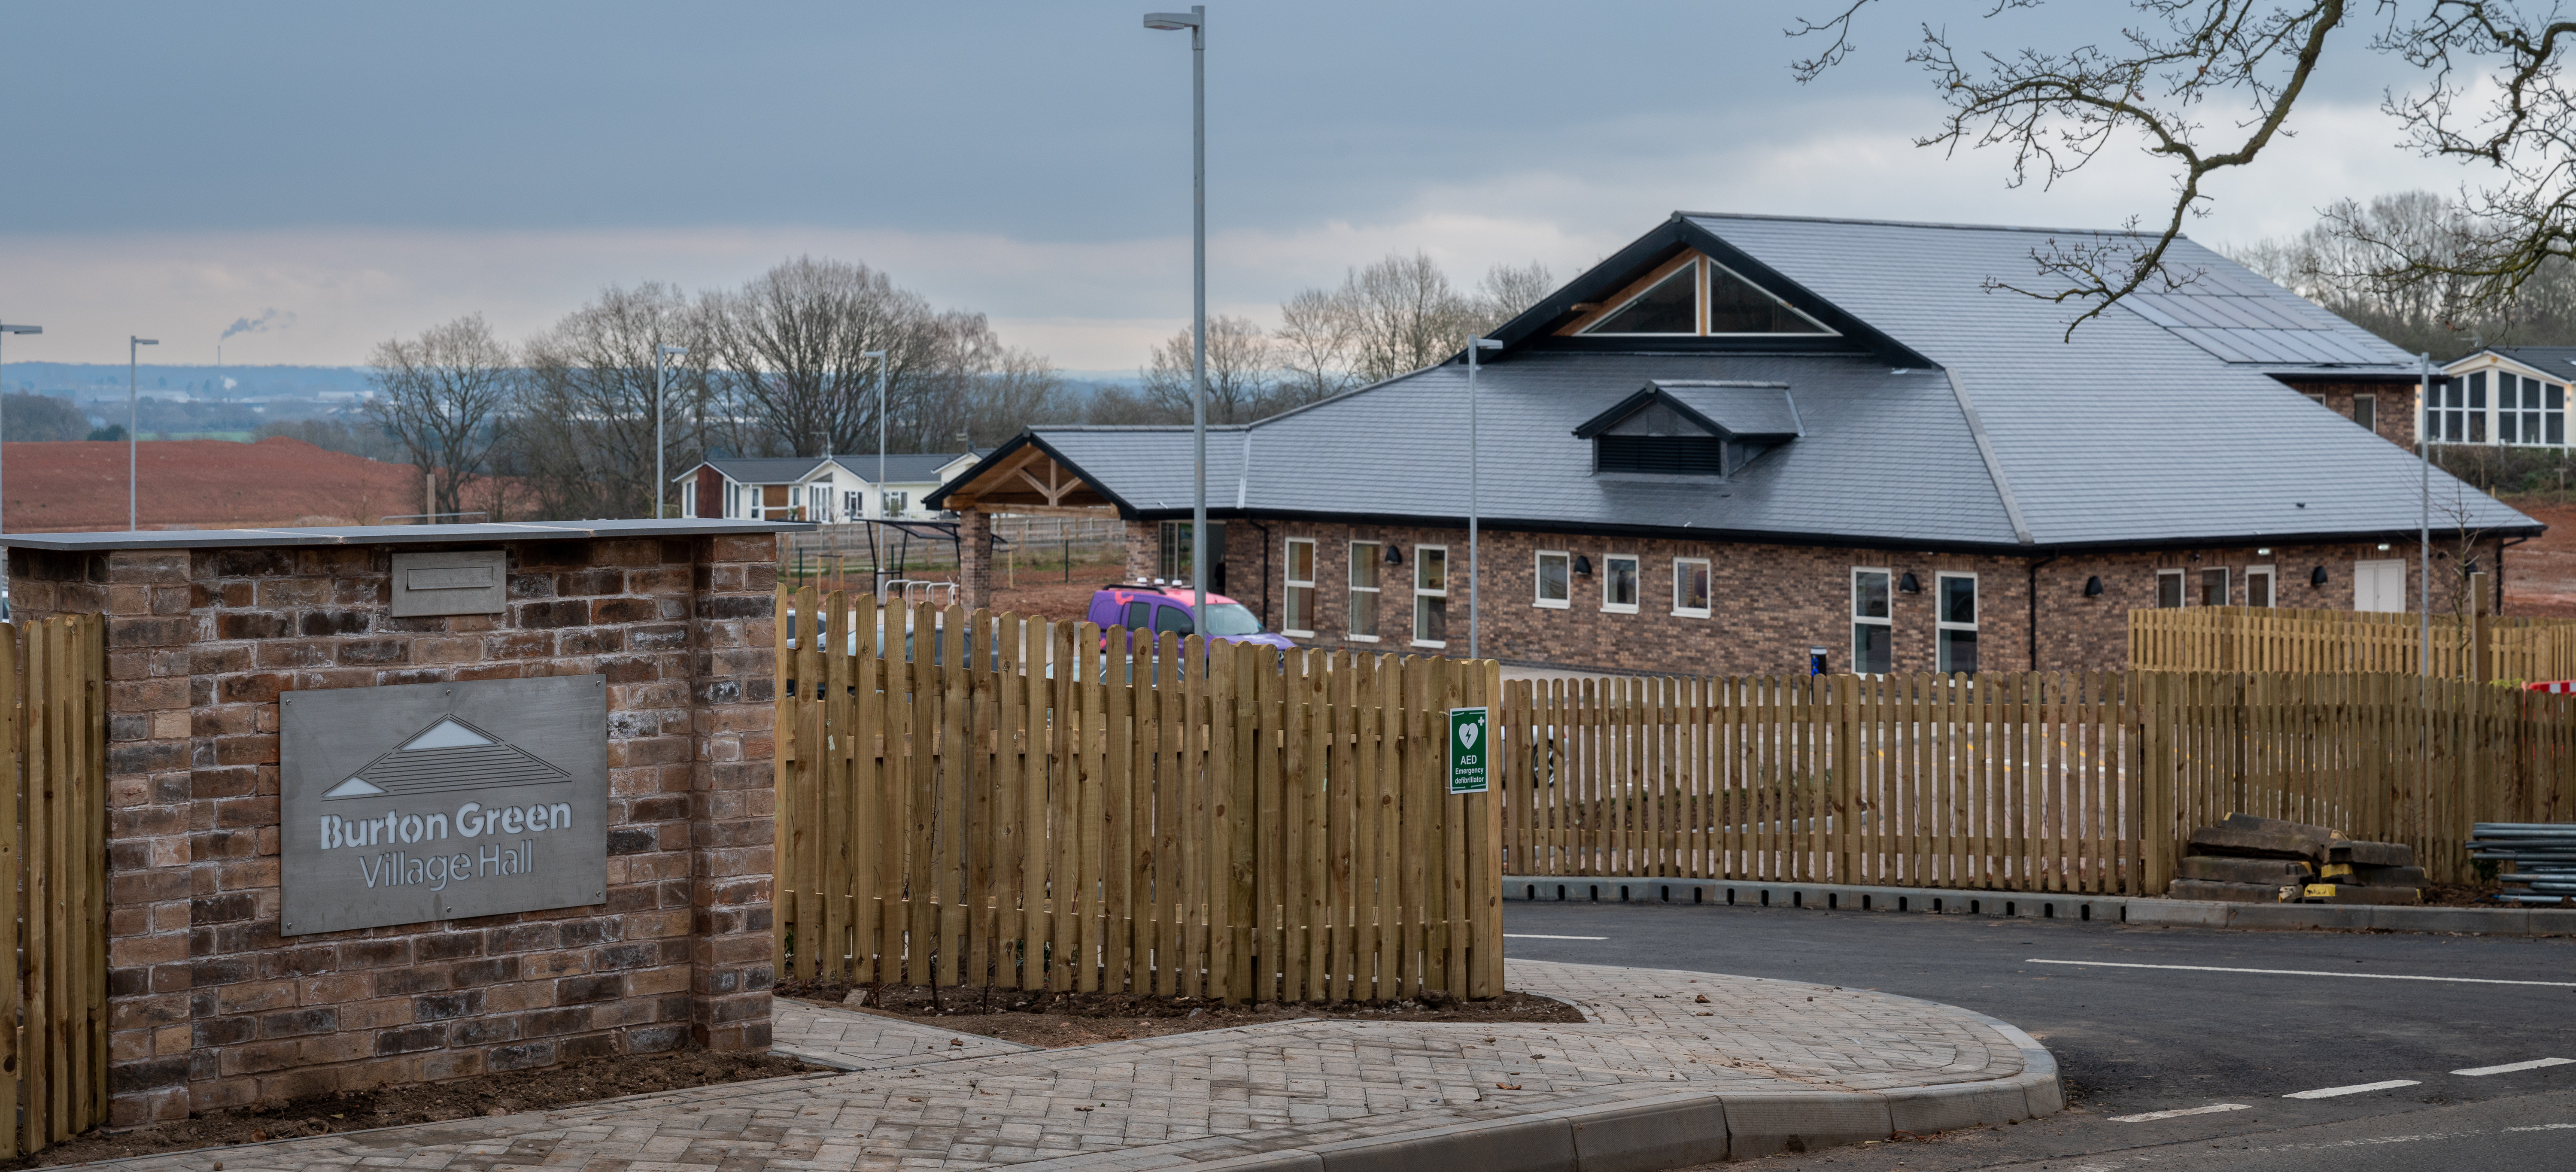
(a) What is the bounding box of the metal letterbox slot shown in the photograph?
[390,550,507,617]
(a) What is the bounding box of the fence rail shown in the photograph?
[1495,668,2576,893]
[2130,604,2576,681]
[773,589,1503,1003]
[2,615,107,1157]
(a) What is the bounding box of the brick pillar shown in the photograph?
[1125,519,1157,582]
[686,534,777,1049]
[98,549,196,1128]
[957,509,994,614]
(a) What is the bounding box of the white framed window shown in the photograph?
[2245,565,2276,608]
[681,480,698,519]
[2157,568,2186,609]
[2353,394,2377,433]
[1851,568,1892,675]
[1282,538,1317,638]
[1935,572,1978,674]
[1348,541,1382,641]
[1412,544,1448,648]
[2497,371,2568,445]
[808,484,829,521]
[843,490,862,519]
[725,482,740,519]
[1534,550,1571,608]
[1672,558,1710,618]
[881,489,909,518]
[2198,567,2228,607]
[1601,554,1639,613]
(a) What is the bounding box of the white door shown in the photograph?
[2354,559,2407,613]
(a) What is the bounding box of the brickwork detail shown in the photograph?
[1215,522,2498,675]
[6,534,780,1126]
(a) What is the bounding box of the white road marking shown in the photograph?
[2506,1123,2576,1132]
[2026,958,2576,987]
[1503,934,1607,940]
[2285,1079,2421,1099]
[2455,1057,2575,1076]
[2108,1103,2251,1122]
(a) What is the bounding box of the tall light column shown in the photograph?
[865,349,888,514]
[1466,336,1501,659]
[129,336,158,531]
[655,344,687,518]
[1144,5,1208,623]
[0,323,41,534]
[2420,352,2432,676]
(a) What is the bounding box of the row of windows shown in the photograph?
[1279,540,1985,671]
[2152,566,2278,609]
[2430,371,2568,446]
[1850,569,1978,676]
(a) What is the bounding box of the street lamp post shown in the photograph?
[655,344,687,519]
[0,323,40,534]
[129,336,158,531]
[864,349,888,516]
[1467,337,1501,659]
[2419,352,2432,677]
[1144,5,1208,625]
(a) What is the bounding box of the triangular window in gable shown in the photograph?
[1581,263,1699,334]
[1707,259,1832,335]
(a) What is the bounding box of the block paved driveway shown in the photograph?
[66,959,2032,1172]
[1500,899,2576,1170]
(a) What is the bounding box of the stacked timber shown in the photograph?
[2166,813,2423,905]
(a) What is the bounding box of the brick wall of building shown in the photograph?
[1216,520,2500,675]
[6,534,778,1127]
[2280,378,2418,450]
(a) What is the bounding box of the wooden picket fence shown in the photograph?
[1493,668,2576,893]
[2130,604,2576,682]
[772,589,1504,1003]
[0,615,109,1157]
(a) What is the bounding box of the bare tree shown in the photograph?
[1273,287,1361,406]
[505,282,710,520]
[365,314,515,523]
[702,256,947,459]
[1472,261,1556,330]
[1140,315,1277,423]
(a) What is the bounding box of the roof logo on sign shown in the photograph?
[322,715,571,801]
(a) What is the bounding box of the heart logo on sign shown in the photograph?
[1459,723,1479,749]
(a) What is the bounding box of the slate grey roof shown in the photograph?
[1682,214,2531,546]
[941,214,2536,552]
[2489,347,2576,377]
[828,452,978,483]
[1652,382,1802,439]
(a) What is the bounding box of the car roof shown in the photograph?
[1097,583,1242,607]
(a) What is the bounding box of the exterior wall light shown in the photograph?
[2311,566,2329,587]
[1384,545,1402,566]
[1573,555,1592,576]
[1899,571,1920,593]
[2083,575,2103,597]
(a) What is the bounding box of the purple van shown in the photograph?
[1084,583,1295,650]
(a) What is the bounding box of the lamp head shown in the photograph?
[1142,10,1201,29]
[0,325,39,336]
[1470,338,1503,351]
[133,338,158,346]
[659,344,688,358]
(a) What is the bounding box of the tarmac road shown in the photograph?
[1501,898,2576,1169]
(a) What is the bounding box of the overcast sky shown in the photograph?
[0,1,2479,373]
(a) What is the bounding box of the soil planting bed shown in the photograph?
[777,979,1586,1049]
[7,1049,817,1169]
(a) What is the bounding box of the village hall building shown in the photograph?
[930,213,2540,676]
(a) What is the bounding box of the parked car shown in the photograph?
[1085,582,1294,650]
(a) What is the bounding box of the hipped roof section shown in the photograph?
[932,213,2537,551]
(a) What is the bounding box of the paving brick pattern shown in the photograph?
[69,960,2027,1172]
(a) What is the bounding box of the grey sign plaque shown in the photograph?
[280,675,608,935]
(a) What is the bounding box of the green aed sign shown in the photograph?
[1448,706,1489,794]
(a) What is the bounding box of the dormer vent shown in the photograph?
[1573,381,1802,477]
